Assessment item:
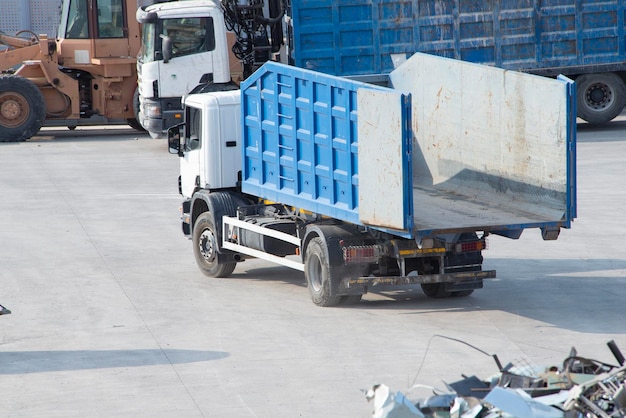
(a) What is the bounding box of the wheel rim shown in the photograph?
[198,228,217,262]
[584,82,614,111]
[307,254,323,292]
[0,92,29,128]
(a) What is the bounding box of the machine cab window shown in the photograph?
[97,0,125,38]
[64,0,126,39]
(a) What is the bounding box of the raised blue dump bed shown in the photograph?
[239,62,394,226]
[241,56,577,240]
[292,0,626,77]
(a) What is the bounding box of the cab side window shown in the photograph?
[163,18,215,59]
[187,107,202,151]
[97,0,125,38]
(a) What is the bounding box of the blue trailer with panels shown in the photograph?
[291,0,626,124]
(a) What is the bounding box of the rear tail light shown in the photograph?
[342,245,379,264]
[455,239,487,253]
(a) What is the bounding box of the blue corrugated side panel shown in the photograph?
[292,0,626,76]
[240,61,402,225]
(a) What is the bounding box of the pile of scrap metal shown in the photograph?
[365,340,626,418]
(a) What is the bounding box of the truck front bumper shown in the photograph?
[140,97,183,134]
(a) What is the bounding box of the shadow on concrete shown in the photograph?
[350,257,626,334]
[26,132,150,144]
[237,257,626,335]
[232,265,306,287]
[0,349,228,375]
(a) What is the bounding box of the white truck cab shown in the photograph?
[136,0,232,138]
[170,89,242,199]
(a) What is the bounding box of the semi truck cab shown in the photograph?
[136,0,231,138]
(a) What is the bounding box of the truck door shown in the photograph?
[158,16,226,96]
[179,105,202,198]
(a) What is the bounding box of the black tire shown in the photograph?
[421,283,452,298]
[576,73,626,124]
[451,290,474,297]
[0,76,45,142]
[340,294,363,305]
[127,118,145,132]
[192,212,236,278]
[304,237,341,307]
[420,284,473,298]
[127,88,146,132]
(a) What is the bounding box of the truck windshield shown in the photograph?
[140,22,156,63]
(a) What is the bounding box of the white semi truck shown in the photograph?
[135,0,285,138]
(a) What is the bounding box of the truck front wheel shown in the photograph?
[304,237,341,307]
[0,76,45,142]
[127,88,146,132]
[193,212,236,278]
[577,73,626,124]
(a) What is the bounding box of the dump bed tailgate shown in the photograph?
[391,52,576,239]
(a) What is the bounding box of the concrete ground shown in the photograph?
[0,120,625,417]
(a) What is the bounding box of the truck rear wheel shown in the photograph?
[0,76,45,142]
[193,212,236,278]
[421,283,452,298]
[304,237,341,307]
[576,73,626,124]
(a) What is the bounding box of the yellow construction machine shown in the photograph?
[0,0,143,142]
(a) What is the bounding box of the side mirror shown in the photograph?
[161,35,172,63]
[168,124,184,156]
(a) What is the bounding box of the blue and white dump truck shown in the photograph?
[168,52,577,306]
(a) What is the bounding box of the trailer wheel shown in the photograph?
[304,237,341,307]
[193,212,236,278]
[0,76,45,142]
[451,290,474,297]
[577,73,626,124]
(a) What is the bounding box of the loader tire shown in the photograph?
[0,76,45,142]
[577,73,626,124]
